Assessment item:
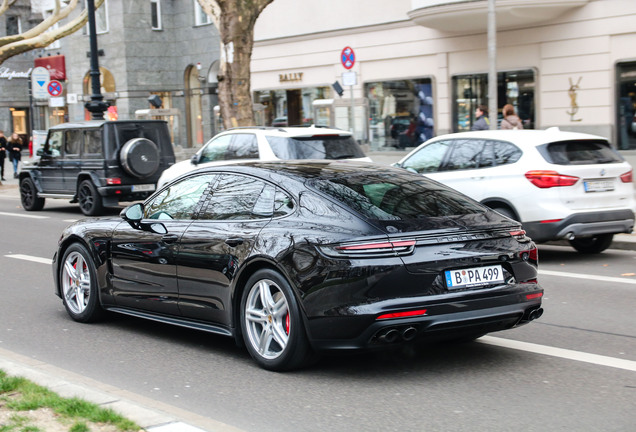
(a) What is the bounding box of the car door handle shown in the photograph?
[225,238,244,247]
[162,234,180,243]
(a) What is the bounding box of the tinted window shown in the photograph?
[226,134,259,159]
[274,188,294,217]
[145,174,216,220]
[83,130,102,158]
[310,171,485,221]
[115,123,162,151]
[44,131,64,157]
[199,135,232,163]
[401,141,450,173]
[266,135,365,159]
[444,139,487,170]
[543,140,623,165]
[201,174,273,220]
[65,130,82,156]
[493,141,522,166]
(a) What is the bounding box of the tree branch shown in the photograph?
[0,0,105,65]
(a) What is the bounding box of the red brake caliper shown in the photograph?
[285,313,290,335]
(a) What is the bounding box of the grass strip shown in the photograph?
[0,369,140,431]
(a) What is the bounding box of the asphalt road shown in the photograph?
[0,194,635,432]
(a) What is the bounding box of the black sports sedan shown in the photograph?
[53,161,543,371]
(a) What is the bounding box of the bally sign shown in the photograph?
[279,72,303,83]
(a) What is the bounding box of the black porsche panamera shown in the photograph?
[52,161,543,371]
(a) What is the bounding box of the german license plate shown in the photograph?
[584,179,614,193]
[445,265,504,290]
[132,184,155,192]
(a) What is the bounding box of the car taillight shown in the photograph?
[377,309,427,320]
[106,177,122,185]
[320,239,416,258]
[520,247,538,263]
[525,170,579,188]
[620,169,633,183]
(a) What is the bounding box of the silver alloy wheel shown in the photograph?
[62,251,91,315]
[244,279,290,360]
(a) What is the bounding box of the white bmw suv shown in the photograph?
[157,126,371,189]
[394,128,635,253]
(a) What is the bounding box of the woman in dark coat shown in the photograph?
[8,133,22,178]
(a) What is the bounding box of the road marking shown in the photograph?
[481,336,636,372]
[539,269,636,285]
[5,254,53,265]
[0,211,48,219]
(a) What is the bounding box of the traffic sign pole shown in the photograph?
[340,46,356,139]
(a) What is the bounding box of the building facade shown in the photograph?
[0,0,222,154]
[252,0,636,152]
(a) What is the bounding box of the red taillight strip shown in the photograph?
[525,170,579,188]
[620,169,633,183]
[526,293,543,300]
[377,309,428,320]
[336,240,416,251]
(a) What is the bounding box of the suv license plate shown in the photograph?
[445,265,504,290]
[584,180,614,193]
[132,184,156,192]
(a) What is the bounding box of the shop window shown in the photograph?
[617,62,636,150]
[255,87,329,129]
[452,70,535,132]
[364,79,434,151]
[83,67,116,121]
[185,65,204,147]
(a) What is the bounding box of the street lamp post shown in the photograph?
[84,0,108,120]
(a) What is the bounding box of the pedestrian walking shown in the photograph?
[471,105,490,130]
[500,104,524,130]
[0,130,6,180]
[8,132,22,178]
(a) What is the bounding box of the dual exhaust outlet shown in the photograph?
[375,326,418,344]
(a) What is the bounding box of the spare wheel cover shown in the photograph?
[120,138,160,178]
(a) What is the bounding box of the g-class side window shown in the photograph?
[83,129,102,158]
[44,130,63,157]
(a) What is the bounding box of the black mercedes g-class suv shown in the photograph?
[19,120,176,216]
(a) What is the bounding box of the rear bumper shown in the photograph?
[306,284,543,351]
[524,209,635,243]
[97,185,154,201]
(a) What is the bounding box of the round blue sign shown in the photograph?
[341,46,355,69]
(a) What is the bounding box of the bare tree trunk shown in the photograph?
[200,0,273,129]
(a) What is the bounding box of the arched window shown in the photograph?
[185,65,204,147]
[83,67,116,120]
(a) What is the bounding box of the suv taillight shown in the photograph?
[620,169,633,183]
[106,178,122,185]
[525,170,579,188]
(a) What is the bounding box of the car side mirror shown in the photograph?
[121,203,144,222]
[191,153,200,165]
[149,223,167,234]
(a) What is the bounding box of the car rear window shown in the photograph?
[309,171,485,221]
[541,140,623,165]
[266,135,366,160]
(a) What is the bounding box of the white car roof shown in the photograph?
[427,128,608,147]
[217,125,352,138]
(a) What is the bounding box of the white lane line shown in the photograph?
[0,211,48,219]
[481,336,636,372]
[5,254,53,265]
[539,269,636,285]
[64,219,78,223]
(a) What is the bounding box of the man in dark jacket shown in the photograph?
[0,130,6,181]
[472,105,490,131]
